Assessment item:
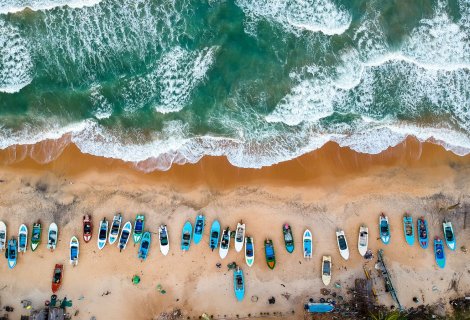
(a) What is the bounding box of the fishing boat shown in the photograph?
[133,214,145,244]
[138,231,151,261]
[264,239,276,269]
[403,214,415,246]
[303,229,312,259]
[0,221,6,250]
[51,264,63,293]
[181,221,192,251]
[6,238,17,269]
[83,215,92,243]
[442,221,456,251]
[31,221,41,251]
[97,218,108,250]
[193,214,205,244]
[70,236,79,266]
[379,213,390,244]
[47,223,58,251]
[321,255,332,285]
[283,224,294,253]
[417,217,429,249]
[336,229,349,260]
[219,227,230,259]
[159,224,170,256]
[358,225,368,256]
[118,221,132,251]
[305,302,334,313]
[209,220,220,251]
[434,237,446,268]
[18,224,28,253]
[234,222,245,252]
[108,213,122,245]
[245,236,254,267]
[233,267,245,301]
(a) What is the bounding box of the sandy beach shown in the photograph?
[0,137,469,319]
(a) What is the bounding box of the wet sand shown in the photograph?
[0,137,469,319]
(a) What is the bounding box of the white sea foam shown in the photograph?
[0,20,33,93]
[236,0,352,36]
[155,46,217,114]
[0,0,101,14]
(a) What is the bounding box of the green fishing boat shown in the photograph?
[31,221,42,251]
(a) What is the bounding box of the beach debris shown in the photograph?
[227,262,237,270]
[334,282,341,289]
[4,306,14,312]
[200,313,210,320]
[413,297,419,303]
[101,291,111,296]
[447,273,462,293]
[268,297,276,304]
[281,284,285,287]
[461,246,467,253]
[21,300,32,310]
[432,286,438,292]
[157,284,167,294]
[281,292,291,300]
[216,263,221,268]
[251,295,258,302]
[321,288,331,295]
[364,250,373,260]
[157,309,182,320]
[78,295,84,300]
[132,275,141,285]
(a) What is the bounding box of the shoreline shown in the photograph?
[2,136,470,188]
[0,137,469,319]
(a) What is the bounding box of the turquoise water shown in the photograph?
[0,0,469,170]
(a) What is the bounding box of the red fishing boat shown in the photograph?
[83,215,93,243]
[51,264,63,293]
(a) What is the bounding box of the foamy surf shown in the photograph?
[0,0,101,14]
[1,0,470,171]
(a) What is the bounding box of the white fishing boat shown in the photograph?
[219,227,230,259]
[108,214,122,245]
[336,229,349,260]
[245,236,254,267]
[159,224,170,256]
[322,255,332,286]
[70,236,79,266]
[97,218,108,250]
[0,221,6,250]
[234,222,245,253]
[47,223,58,251]
[358,225,368,256]
[18,224,28,253]
[118,221,132,251]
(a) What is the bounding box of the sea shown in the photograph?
[1,0,469,171]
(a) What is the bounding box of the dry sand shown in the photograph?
[0,137,469,319]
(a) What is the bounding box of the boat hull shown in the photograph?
[434,238,446,269]
[234,223,245,253]
[303,229,312,259]
[193,215,205,244]
[209,220,221,251]
[379,214,391,245]
[118,221,132,251]
[403,215,415,246]
[358,226,368,256]
[181,221,192,251]
[47,223,58,251]
[417,218,429,249]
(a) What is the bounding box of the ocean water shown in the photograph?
[1,0,470,170]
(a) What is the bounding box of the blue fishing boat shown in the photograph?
[233,267,245,301]
[209,220,220,251]
[442,221,456,251]
[379,213,390,244]
[417,218,429,249]
[138,232,151,261]
[304,302,334,313]
[403,214,415,246]
[283,224,294,253]
[181,221,192,251]
[434,237,446,269]
[264,239,276,269]
[6,238,17,269]
[193,214,205,244]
